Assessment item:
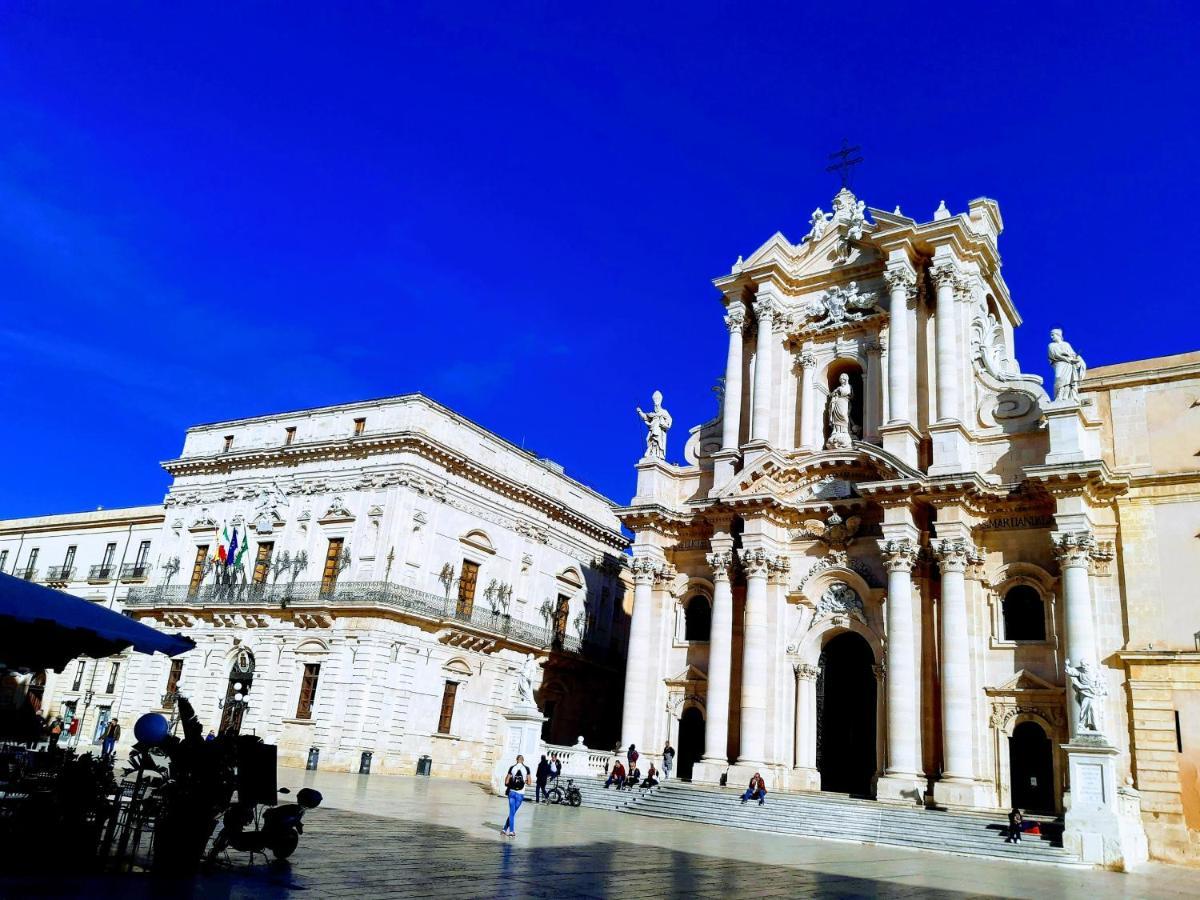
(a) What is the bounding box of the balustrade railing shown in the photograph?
[119,562,151,581]
[126,580,604,656]
[88,564,116,582]
[45,565,75,581]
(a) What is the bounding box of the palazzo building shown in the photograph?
[619,188,1200,865]
[4,394,629,781]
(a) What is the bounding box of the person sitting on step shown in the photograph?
[740,772,767,806]
[641,763,659,788]
[604,759,626,789]
[624,765,641,789]
[1005,806,1023,843]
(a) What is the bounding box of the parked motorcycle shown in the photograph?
[207,786,322,863]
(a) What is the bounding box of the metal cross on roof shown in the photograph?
[826,140,863,188]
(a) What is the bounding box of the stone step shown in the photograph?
[572,778,1082,866]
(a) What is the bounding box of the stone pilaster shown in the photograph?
[748,295,776,453]
[798,350,818,451]
[713,304,746,488]
[735,547,774,768]
[792,662,821,791]
[876,539,925,805]
[696,548,735,780]
[620,554,670,749]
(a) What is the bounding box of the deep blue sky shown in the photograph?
[1,3,1197,518]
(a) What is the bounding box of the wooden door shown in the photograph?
[188,545,209,594]
[456,560,479,617]
[321,538,344,593]
[253,542,273,585]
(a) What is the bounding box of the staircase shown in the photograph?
[572,777,1082,866]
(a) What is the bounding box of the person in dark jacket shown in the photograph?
[535,755,552,803]
[740,772,767,806]
[1006,806,1024,843]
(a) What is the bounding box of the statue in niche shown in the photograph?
[637,390,672,460]
[1048,328,1087,402]
[1065,657,1107,734]
[825,373,854,450]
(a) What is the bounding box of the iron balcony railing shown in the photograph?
[45,565,75,581]
[119,562,151,581]
[89,564,117,582]
[126,580,604,656]
[13,566,37,581]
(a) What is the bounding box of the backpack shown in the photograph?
[630,749,639,765]
[509,766,526,791]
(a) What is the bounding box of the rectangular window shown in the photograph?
[1177,710,1184,753]
[22,547,39,579]
[165,658,184,697]
[106,662,120,694]
[321,538,344,593]
[63,546,77,571]
[102,542,116,568]
[0,549,8,572]
[253,541,274,585]
[456,560,480,617]
[285,426,296,445]
[72,660,85,692]
[296,663,321,719]
[188,545,209,594]
[134,540,151,568]
[223,435,234,452]
[437,681,459,734]
[553,594,570,642]
[353,417,366,436]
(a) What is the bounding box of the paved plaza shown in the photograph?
[3,772,1200,898]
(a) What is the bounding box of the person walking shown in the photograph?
[535,754,551,803]
[661,741,675,781]
[101,718,121,759]
[66,716,80,750]
[1006,806,1024,843]
[48,717,63,749]
[502,755,531,837]
[740,772,767,806]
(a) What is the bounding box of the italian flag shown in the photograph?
[216,525,230,564]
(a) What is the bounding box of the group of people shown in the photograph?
[22,713,120,758]
[602,741,676,791]
[534,752,564,803]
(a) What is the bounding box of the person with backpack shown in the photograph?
[502,754,531,837]
[627,744,639,770]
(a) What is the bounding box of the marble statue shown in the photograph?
[825,373,854,450]
[806,208,830,242]
[1065,657,1107,733]
[637,390,672,459]
[516,654,537,706]
[1048,328,1087,401]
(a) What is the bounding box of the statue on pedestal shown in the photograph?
[1048,328,1087,401]
[825,373,854,450]
[515,654,538,707]
[637,391,672,460]
[1065,657,1107,734]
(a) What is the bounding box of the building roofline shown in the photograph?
[0,504,164,532]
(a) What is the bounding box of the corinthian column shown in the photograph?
[931,538,982,794]
[701,549,734,768]
[750,295,776,445]
[621,555,664,749]
[798,351,818,450]
[1053,531,1104,738]
[737,547,773,764]
[929,261,961,422]
[794,663,820,774]
[883,262,917,424]
[877,539,924,803]
[720,305,746,453]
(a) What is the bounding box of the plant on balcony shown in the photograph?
[438,563,457,598]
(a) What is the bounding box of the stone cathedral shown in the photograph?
[619,187,1200,866]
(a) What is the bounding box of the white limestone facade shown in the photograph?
[619,188,1200,866]
[8,394,629,782]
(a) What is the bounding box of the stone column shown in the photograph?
[877,539,924,803]
[793,663,820,785]
[698,549,734,775]
[749,295,776,445]
[865,339,883,442]
[720,305,746,453]
[736,547,772,765]
[798,351,817,450]
[929,261,961,422]
[883,263,916,424]
[1053,531,1102,738]
[931,537,986,807]
[620,555,660,749]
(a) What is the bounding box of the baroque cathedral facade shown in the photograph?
[619,188,1200,865]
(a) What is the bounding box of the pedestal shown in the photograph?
[790,766,820,792]
[1043,400,1103,465]
[690,759,729,786]
[632,457,677,506]
[879,421,921,469]
[927,420,972,476]
[932,777,993,809]
[710,449,739,495]
[1062,738,1148,870]
[489,704,545,796]
[877,773,926,806]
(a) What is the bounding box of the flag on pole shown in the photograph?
[234,528,250,569]
[217,524,230,564]
[228,527,240,570]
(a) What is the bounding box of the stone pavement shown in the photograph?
[3,771,1199,899]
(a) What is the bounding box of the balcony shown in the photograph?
[126,580,606,657]
[119,563,151,582]
[12,567,37,581]
[44,565,75,582]
[88,564,117,583]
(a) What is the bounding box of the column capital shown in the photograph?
[883,262,918,298]
[630,555,673,585]
[872,662,887,683]
[794,662,820,682]
[928,260,962,290]
[738,547,777,578]
[751,294,778,325]
[931,537,982,574]
[1052,530,1112,573]
[767,554,791,586]
[798,350,818,370]
[878,539,920,573]
[705,550,735,582]
[724,304,746,334]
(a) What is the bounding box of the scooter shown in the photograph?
[207,786,322,863]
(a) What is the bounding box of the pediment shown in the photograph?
[666,664,707,685]
[718,444,923,507]
[989,669,1061,693]
[742,231,797,270]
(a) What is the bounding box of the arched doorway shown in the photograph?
[816,632,876,796]
[1009,720,1055,812]
[677,706,705,781]
[219,647,255,735]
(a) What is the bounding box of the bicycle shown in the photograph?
[543,777,582,807]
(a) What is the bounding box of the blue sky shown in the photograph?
[1,3,1197,517]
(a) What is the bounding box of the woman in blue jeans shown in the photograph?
[502,755,531,837]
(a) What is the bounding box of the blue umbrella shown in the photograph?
[0,572,194,673]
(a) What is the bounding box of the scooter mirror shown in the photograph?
[279,788,291,794]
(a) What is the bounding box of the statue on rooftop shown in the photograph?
[637,390,672,460]
[1048,328,1087,401]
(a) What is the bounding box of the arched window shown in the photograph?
[684,596,711,641]
[1002,585,1045,641]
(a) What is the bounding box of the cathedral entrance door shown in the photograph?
[816,632,876,796]
[1009,721,1055,813]
[677,706,705,781]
